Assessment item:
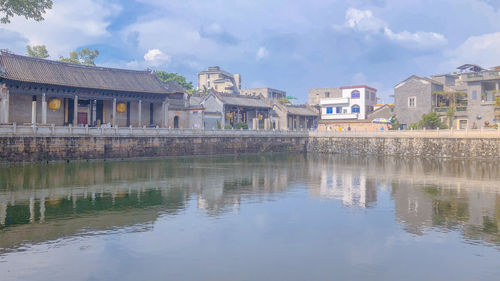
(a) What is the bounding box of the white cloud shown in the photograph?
[256,47,269,61]
[336,8,447,50]
[343,8,385,33]
[0,0,120,57]
[447,32,500,68]
[144,49,171,66]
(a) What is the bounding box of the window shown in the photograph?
[336,107,342,113]
[351,90,360,99]
[408,97,416,107]
[371,92,376,100]
[326,107,333,114]
[472,91,477,100]
[351,105,360,113]
[325,92,330,98]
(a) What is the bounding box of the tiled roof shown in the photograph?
[218,94,271,108]
[285,105,318,116]
[0,51,178,94]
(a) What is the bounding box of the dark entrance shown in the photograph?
[96,100,104,126]
[174,116,179,128]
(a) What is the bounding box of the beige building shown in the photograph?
[198,66,241,94]
[308,88,342,106]
[240,88,286,100]
[271,103,319,130]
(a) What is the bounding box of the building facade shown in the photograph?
[308,88,342,106]
[200,91,272,129]
[240,88,286,100]
[271,103,319,130]
[394,75,444,128]
[320,85,377,121]
[0,51,195,129]
[197,66,241,94]
[394,65,500,129]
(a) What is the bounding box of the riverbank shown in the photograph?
[1,125,500,162]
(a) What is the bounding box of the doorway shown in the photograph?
[77,112,88,125]
[174,116,179,128]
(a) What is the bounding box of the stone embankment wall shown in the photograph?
[307,136,500,159]
[0,136,307,163]
[2,129,500,163]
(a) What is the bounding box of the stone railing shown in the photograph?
[1,124,500,139]
[0,124,309,137]
[310,128,500,138]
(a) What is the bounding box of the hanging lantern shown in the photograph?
[116,102,127,114]
[48,98,61,112]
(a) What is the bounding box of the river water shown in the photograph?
[0,154,499,281]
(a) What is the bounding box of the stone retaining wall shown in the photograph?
[0,136,307,163]
[2,133,500,163]
[307,136,500,159]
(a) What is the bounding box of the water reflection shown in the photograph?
[0,154,499,253]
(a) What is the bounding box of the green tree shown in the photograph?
[1,0,53,24]
[278,97,291,104]
[26,45,49,58]
[155,71,194,92]
[416,112,447,129]
[59,48,99,66]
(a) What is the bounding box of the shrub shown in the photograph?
[235,122,248,130]
[224,124,233,130]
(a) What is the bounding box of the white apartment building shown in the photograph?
[319,85,377,120]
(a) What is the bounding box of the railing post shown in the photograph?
[13,122,16,134]
[51,124,55,135]
[85,124,89,135]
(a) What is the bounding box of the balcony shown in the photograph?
[322,113,359,120]
[320,97,349,105]
[434,106,467,115]
[462,71,500,82]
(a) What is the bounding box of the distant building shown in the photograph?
[271,103,319,130]
[394,64,500,129]
[320,85,377,121]
[240,88,286,100]
[308,88,342,106]
[197,66,241,94]
[200,90,272,129]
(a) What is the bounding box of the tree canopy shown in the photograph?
[59,48,99,66]
[1,0,53,24]
[26,45,49,58]
[409,112,448,130]
[155,71,194,92]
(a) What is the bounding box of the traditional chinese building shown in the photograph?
[0,51,195,128]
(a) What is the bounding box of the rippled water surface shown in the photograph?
[1,154,500,281]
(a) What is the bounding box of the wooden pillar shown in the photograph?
[1,84,9,123]
[138,100,142,127]
[162,100,169,128]
[31,96,37,124]
[41,93,47,124]
[112,98,117,127]
[73,95,78,126]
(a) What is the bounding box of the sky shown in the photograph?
[1,0,500,103]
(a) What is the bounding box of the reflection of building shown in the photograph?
[310,165,377,208]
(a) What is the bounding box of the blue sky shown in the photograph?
[1,0,500,103]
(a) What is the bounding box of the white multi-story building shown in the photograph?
[319,85,377,120]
